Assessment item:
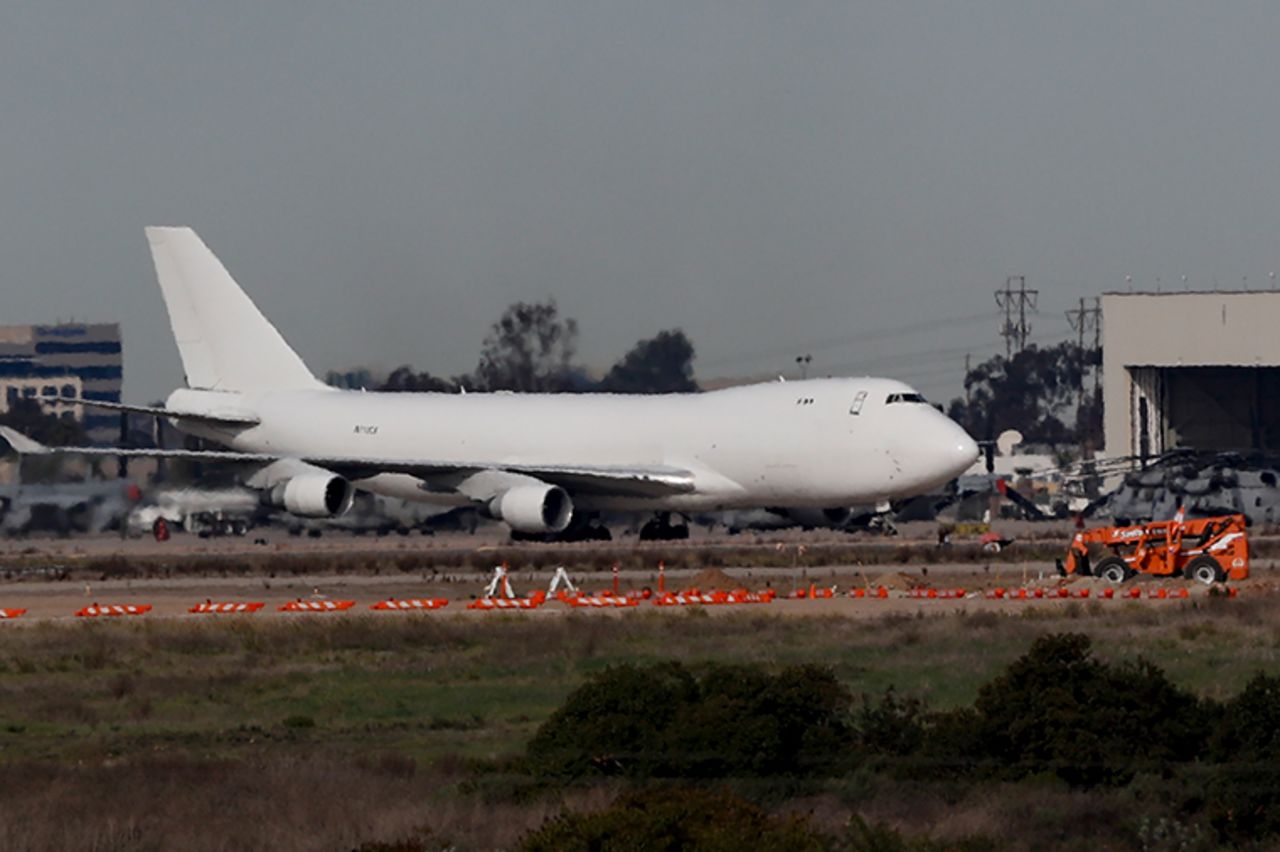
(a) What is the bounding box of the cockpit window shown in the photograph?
[886,392,928,404]
[849,390,867,415]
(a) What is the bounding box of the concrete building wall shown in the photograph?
[1,376,85,421]
[1103,292,1280,459]
[0,322,121,444]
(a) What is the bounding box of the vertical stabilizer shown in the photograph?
[145,227,323,392]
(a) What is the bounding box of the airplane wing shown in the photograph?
[377,461,696,498]
[0,427,695,498]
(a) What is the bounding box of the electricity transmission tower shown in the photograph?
[994,276,1038,357]
[1065,297,1103,407]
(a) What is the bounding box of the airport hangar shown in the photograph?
[1103,291,1280,462]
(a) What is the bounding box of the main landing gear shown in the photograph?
[639,512,690,541]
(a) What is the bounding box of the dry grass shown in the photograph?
[0,756,571,852]
[0,603,1275,848]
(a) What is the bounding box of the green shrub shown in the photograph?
[525,661,851,780]
[966,633,1209,787]
[525,662,698,779]
[1205,673,1280,842]
[854,688,927,760]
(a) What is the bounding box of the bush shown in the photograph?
[1205,673,1280,842]
[967,633,1209,787]
[854,688,927,761]
[525,662,852,780]
[519,786,826,852]
[525,662,698,779]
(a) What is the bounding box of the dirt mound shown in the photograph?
[870,571,928,591]
[683,567,740,591]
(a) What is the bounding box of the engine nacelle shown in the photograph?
[490,484,573,534]
[782,507,853,528]
[269,473,354,518]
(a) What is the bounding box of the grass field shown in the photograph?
[2,598,1278,849]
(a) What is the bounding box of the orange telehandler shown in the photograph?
[1058,514,1249,585]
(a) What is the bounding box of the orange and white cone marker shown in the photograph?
[277,600,356,613]
[76,603,151,617]
[370,598,449,611]
[189,601,264,614]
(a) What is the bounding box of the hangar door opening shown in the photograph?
[1130,366,1280,455]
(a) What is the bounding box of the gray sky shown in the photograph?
[4,2,1280,403]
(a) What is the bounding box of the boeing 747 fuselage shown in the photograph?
[0,228,979,536]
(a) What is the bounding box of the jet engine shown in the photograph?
[780,507,853,529]
[490,484,573,534]
[268,473,354,518]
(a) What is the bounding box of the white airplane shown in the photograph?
[0,227,979,537]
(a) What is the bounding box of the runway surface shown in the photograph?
[0,559,1262,623]
[0,523,1269,623]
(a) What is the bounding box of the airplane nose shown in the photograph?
[948,430,980,476]
[896,416,981,492]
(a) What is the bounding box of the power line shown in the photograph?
[817,327,1078,404]
[698,309,996,373]
[824,327,1075,380]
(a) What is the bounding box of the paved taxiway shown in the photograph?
[0,523,1269,623]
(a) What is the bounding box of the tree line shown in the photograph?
[328,299,698,396]
[945,342,1103,450]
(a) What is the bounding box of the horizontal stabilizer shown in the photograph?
[0,427,49,455]
[74,398,260,426]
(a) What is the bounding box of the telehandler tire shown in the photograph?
[1187,555,1226,585]
[1096,556,1132,584]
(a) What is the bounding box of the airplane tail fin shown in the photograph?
[145,227,324,393]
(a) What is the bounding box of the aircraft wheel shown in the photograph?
[1187,555,1226,585]
[1096,557,1130,584]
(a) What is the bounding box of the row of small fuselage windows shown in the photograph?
[798,392,929,410]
